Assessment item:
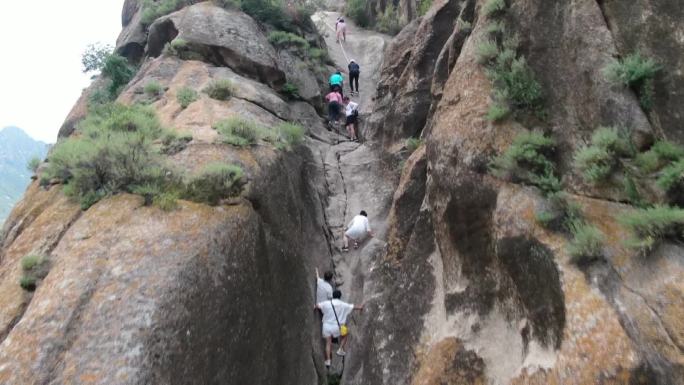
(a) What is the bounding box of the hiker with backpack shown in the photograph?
[329,71,344,97]
[343,96,359,142]
[348,59,360,96]
[315,290,363,368]
[325,89,343,127]
[342,210,373,251]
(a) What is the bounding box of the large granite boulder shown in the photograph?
[147,2,286,88]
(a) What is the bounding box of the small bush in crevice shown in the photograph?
[566,219,605,264]
[281,82,301,100]
[274,122,306,150]
[603,53,660,111]
[19,255,49,292]
[176,87,199,109]
[618,205,684,252]
[573,126,633,185]
[483,0,506,18]
[418,0,433,16]
[657,159,684,203]
[141,0,191,25]
[204,79,236,101]
[27,157,41,173]
[214,118,262,146]
[476,40,499,64]
[183,162,245,206]
[487,103,510,122]
[346,0,370,28]
[376,5,403,35]
[406,138,423,154]
[161,131,193,155]
[485,21,505,36]
[487,57,543,113]
[102,54,136,98]
[144,81,164,98]
[490,132,560,194]
[268,31,309,51]
[635,140,684,173]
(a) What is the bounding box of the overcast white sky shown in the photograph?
[0,1,125,143]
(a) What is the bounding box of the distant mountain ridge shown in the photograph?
[0,126,49,224]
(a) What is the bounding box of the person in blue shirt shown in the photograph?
[329,71,344,97]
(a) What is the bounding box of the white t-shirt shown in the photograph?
[318,299,355,328]
[345,215,370,239]
[316,278,333,304]
[345,102,359,117]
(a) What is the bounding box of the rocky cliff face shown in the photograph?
[1,1,682,384]
[348,0,684,384]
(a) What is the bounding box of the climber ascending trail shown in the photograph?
[348,59,360,96]
[342,210,373,251]
[335,17,347,43]
[329,70,345,97]
[315,290,363,369]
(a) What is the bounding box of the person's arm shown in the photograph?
[354,303,364,311]
[316,268,321,280]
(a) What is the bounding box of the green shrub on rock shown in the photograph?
[406,138,423,154]
[27,157,41,173]
[566,219,605,264]
[276,122,306,149]
[573,126,632,185]
[603,53,660,110]
[176,87,199,109]
[268,31,309,50]
[346,0,370,28]
[476,40,499,64]
[141,0,189,25]
[45,103,171,209]
[144,81,164,98]
[204,79,236,101]
[214,118,262,146]
[19,255,48,292]
[183,163,244,205]
[376,5,403,35]
[490,132,560,194]
[619,205,684,251]
[483,0,506,18]
[635,140,684,173]
[102,54,136,98]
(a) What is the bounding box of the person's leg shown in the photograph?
[343,234,349,249]
[325,336,332,363]
[354,74,359,94]
[351,123,357,140]
[340,333,349,351]
[327,103,334,124]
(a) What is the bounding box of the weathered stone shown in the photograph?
[147,3,286,87]
[600,0,684,144]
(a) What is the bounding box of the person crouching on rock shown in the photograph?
[342,210,373,252]
[343,96,359,142]
[329,71,344,97]
[315,290,363,368]
[325,89,343,128]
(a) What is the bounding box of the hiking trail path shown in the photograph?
[309,11,395,382]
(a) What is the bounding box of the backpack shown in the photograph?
[349,62,360,74]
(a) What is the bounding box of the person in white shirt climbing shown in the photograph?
[342,210,373,252]
[343,96,359,142]
[315,290,363,368]
[316,268,334,304]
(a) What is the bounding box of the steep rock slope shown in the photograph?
[0,3,341,384]
[347,0,684,384]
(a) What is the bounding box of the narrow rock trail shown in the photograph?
[308,11,396,379]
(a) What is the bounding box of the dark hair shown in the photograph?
[336,71,341,75]
[343,96,350,102]
[360,210,367,217]
[333,290,342,299]
[324,271,334,281]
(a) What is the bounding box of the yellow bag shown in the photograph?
[340,324,349,336]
